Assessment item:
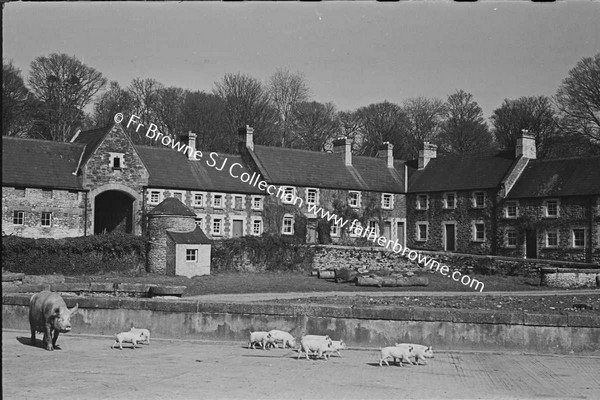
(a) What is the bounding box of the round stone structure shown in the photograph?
[147,197,197,274]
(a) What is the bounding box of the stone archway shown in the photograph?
[94,190,135,234]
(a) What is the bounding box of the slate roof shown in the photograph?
[71,125,112,165]
[250,145,405,193]
[408,152,516,193]
[2,137,85,190]
[134,145,263,194]
[507,157,600,198]
[166,226,212,245]
[148,197,197,217]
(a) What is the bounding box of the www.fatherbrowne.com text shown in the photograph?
[120,112,485,292]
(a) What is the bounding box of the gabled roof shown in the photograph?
[2,136,84,190]
[250,145,405,193]
[507,157,600,198]
[135,146,263,194]
[166,226,212,245]
[148,197,197,217]
[71,125,112,165]
[408,151,516,193]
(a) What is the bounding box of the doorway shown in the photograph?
[94,190,134,234]
[526,229,537,259]
[444,223,456,252]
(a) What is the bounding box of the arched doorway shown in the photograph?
[94,190,134,234]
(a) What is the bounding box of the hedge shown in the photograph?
[211,234,314,273]
[1,233,147,275]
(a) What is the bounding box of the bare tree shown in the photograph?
[2,60,34,137]
[491,96,559,158]
[181,90,232,153]
[28,53,106,141]
[290,101,340,151]
[555,53,600,145]
[351,101,412,159]
[268,68,311,147]
[213,72,276,147]
[93,81,134,127]
[438,90,495,155]
[402,97,446,159]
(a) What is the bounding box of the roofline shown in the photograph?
[407,186,501,194]
[2,183,86,191]
[144,186,264,195]
[506,193,600,200]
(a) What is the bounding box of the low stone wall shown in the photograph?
[310,245,600,285]
[540,268,600,289]
[3,293,598,354]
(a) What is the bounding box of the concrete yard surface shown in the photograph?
[2,329,599,400]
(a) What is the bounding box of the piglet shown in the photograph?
[112,330,144,350]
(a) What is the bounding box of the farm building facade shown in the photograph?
[2,123,599,263]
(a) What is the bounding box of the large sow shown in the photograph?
[29,291,79,351]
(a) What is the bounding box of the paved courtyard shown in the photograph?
[2,329,599,400]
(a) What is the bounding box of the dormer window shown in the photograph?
[109,152,125,170]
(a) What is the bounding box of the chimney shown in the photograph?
[515,130,536,159]
[187,131,197,160]
[418,142,437,169]
[333,136,352,166]
[377,142,394,168]
[238,125,254,152]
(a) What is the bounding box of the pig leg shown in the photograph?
[43,323,53,351]
[51,329,61,350]
[30,326,36,347]
[132,339,137,349]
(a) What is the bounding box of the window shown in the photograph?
[381,193,393,209]
[41,212,52,227]
[251,218,263,236]
[281,187,296,204]
[572,228,586,248]
[349,222,362,237]
[185,249,198,262]
[472,222,485,242]
[416,194,428,210]
[42,189,53,199]
[368,220,377,234]
[195,214,204,227]
[149,191,161,205]
[211,217,223,236]
[506,229,517,248]
[171,191,184,202]
[192,192,206,208]
[505,201,518,218]
[282,215,294,235]
[472,192,485,208]
[546,230,559,247]
[251,196,263,210]
[348,191,361,208]
[212,194,224,208]
[14,187,25,197]
[443,193,456,209]
[330,223,340,237]
[13,211,24,225]
[233,195,245,210]
[109,152,125,169]
[416,222,428,241]
[545,199,559,218]
[306,188,319,205]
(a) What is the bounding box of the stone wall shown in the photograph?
[1,186,86,238]
[311,245,420,272]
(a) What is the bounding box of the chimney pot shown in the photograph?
[187,131,197,160]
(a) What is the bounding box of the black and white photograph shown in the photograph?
[2,1,599,399]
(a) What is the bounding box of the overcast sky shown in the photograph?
[3,1,599,119]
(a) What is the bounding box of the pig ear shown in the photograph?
[69,303,79,314]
